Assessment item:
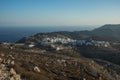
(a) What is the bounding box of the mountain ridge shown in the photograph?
[18,24,120,43]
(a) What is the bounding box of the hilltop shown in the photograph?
[91,24,120,41]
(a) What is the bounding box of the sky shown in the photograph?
[0,0,120,27]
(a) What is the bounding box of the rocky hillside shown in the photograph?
[0,54,21,80]
[0,44,120,80]
[78,46,120,66]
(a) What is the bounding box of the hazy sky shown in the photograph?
[0,0,120,27]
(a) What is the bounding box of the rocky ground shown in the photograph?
[0,54,21,80]
[0,44,120,80]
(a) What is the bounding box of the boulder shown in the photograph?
[34,66,41,72]
[12,75,21,80]
[10,68,16,75]
[11,61,15,65]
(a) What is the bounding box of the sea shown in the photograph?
[0,26,97,43]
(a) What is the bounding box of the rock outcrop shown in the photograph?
[0,56,21,80]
